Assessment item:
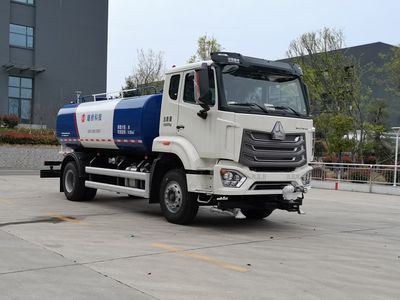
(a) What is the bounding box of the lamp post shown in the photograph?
[392,127,400,187]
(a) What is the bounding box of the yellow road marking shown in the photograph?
[151,243,249,273]
[48,213,85,225]
[0,199,12,205]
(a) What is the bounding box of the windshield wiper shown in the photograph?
[229,102,270,114]
[273,106,302,117]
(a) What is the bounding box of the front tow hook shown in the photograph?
[282,184,306,215]
[297,207,306,215]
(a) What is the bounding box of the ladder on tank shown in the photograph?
[74,86,160,103]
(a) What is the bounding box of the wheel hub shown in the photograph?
[164,181,182,213]
[65,169,75,194]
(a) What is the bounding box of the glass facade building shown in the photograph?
[0,0,108,127]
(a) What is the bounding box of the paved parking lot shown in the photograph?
[0,174,399,299]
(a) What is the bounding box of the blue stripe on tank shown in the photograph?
[56,103,80,141]
[113,94,162,153]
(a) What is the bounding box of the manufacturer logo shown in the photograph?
[81,113,102,123]
[271,121,286,140]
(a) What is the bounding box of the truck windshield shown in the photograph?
[221,67,309,117]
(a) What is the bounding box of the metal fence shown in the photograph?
[310,162,400,187]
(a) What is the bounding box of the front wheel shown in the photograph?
[62,161,97,201]
[160,169,198,224]
[241,208,274,219]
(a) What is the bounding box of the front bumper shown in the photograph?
[213,160,312,197]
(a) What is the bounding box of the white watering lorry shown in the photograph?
[41,52,314,224]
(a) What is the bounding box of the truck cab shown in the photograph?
[152,52,314,222]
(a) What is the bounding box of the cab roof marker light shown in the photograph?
[211,52,243,65]
[228,57,240,64]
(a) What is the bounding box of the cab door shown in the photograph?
[176,68,217,158]
[159,74,181,137]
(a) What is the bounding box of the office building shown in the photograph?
[0,0,108,127]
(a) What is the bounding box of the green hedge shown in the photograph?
[0,128,59,145]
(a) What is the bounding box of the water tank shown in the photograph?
[56,94,162,154]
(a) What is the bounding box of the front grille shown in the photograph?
[250,182,291,190]
[239,129,307,171]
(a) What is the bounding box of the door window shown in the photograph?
[168,74,180,100]
[183,69,216,105]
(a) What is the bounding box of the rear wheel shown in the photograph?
[160,169,198,224]
[241,208,274,219]
[62,161,97,201]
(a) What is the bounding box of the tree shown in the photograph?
[287,27,362,114]
[314,113,355,160]
[188,35,221,63]
[384,46,400,96]
[124,49,165,95]
[287,27,386,162]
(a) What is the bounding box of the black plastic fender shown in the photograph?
[148,153,184,203]
[59,152,93,192]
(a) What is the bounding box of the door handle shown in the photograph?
[176,125,185,130]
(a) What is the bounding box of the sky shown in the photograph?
[107,0,399,92]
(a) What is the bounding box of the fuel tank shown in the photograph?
[56,94,162,154]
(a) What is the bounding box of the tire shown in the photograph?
[62,161,97,201]
[241,208,274,219]
[159,169,198,224]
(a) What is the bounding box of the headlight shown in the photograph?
[220,169,246,188]
[301,171,312,186]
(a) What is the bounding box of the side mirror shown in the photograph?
[194,63,211,119]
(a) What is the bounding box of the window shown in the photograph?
[12,0,34,5]
[222,69,308,116]
[168,75,180,100]
[183,73,196,103]
[8,76,33,123]
[183,70,216,105]
[10,24,34,48]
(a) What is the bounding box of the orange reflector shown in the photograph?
[162,140,171,146]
